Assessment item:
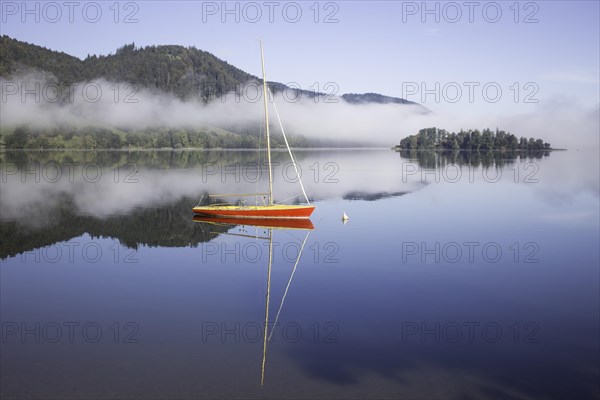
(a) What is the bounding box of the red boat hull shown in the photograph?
[192,205,315,219]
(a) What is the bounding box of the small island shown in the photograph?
[393,127,552,151]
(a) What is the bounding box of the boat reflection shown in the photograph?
[193,215,313,386]
[192,216,314,231]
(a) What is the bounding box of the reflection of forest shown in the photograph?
[0,149,554,259]
[397,149,551,170]
[0,196,229,260]
[0,149,307,170]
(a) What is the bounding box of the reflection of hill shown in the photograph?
[0,196,228,260]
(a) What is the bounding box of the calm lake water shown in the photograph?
[1,148,598,399]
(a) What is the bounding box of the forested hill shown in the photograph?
[0,35,253,101]
[0,36,84,84]
[0,35,421,106]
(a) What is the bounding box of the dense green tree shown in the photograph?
[397,127,552,151]
[520,137,528,148]
[4,126,29,148]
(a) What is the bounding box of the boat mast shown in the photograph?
[260,228,273,385]
[260,41,274,206]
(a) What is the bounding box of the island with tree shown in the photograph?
[393,127,552,151]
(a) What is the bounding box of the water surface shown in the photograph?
[1,149,598,399]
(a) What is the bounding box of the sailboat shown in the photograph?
[192,42,315,219]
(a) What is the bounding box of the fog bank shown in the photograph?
[1,73,597,149]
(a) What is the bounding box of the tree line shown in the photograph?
[396,127,552,151]
[1,125,313,149]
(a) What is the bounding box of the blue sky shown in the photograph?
[1,0,599,117]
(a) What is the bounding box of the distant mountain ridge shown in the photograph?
[342,93,415,105]
[0,35,422,107]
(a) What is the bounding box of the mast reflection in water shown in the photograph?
[192,216,314,386]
